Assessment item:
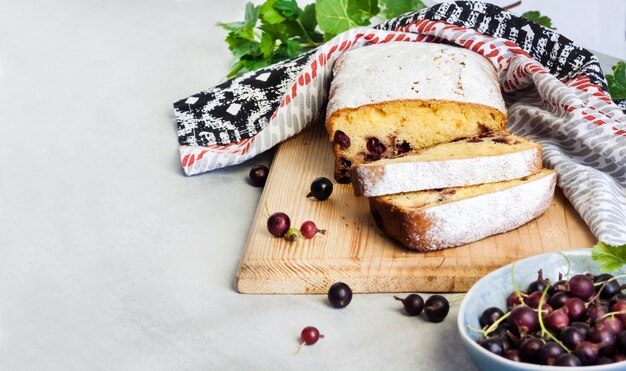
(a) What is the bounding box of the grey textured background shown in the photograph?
[0,1,618,370]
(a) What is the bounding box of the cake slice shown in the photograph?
[326,41,507,183]
[351,131,542,197]
[369,169,556,252]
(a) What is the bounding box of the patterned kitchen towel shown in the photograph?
[173,1,626,245]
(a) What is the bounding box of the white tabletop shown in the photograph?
[0,1,618,370]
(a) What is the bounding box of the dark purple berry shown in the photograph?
[364,153,380,162]
[267,212,290,237]
[614,353,626,362]
[506,291,526,310]
[249,165,269,187]
[509,306,539,335]
[598,316,623,335]
[568,274,595,301]
[503,349,521,362]
[527,269,548,293]
[519,338,542,364]
[595,356,613,365]
[479,307,504,328]
[366,137,380,153]
[574,341,600,365]
[588,325,617,356]
[394,294,424,316]
[549,291,571,309]
[560,326,585,349]
[479,338,504,355]
[571,322,591,337]
[307,177,333,201]
[423,295,449,322]
[595,273,621,300]
[562,297,586,322]
[588,303,609,323]
[396,141,411,154]
[555,353,582,366]
[525,291,546,308]
[545,309,569,331]
[549,279,568,294]
[328,282,352,309]
[333,130,350,149]
[538,342,565,365]
[610,293,626,307]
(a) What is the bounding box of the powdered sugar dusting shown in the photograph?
[326,42,506,120]
[354,148,540,196]
[411,171,557,250]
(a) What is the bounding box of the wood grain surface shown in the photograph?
[236,122,596,294]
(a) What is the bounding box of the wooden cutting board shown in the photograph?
[236,122,596,294]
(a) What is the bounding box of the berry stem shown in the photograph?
[511,262,526,305]
[264,201,270,218]
[294,342,305,355]
[593,273,626,286]
[316,228,326,235]
[306,192,313,198]
[588,282,607,302]
[600,310,626,320]
[537,285,571,353]
[447,294,466,305]
[558,252,571,279]
[482,310,512,336]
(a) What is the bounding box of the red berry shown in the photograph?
[301,221,317,239]
[300,326,320,345]
[300,221,326,239]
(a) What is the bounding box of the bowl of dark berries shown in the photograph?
[458,248,626,370]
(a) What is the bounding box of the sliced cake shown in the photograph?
[351,131,542,197]
[326,41,507,183]
[369,169,557,252]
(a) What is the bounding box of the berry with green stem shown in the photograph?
[284,227,302,242]
[479,307,505,328]
[295,326,324,354]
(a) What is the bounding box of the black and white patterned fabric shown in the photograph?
[173,1,626,244]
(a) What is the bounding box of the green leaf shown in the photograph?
[241,58,271,72]
[225,34,261,58]
[274,0,300,19]
[379,0,426,19]
[259,0,286,24]
[259,32,276,59]
[349,0,380,25]
[285,39,304,57]
[607,60,626,100]
[244,2,260,26]
[300,3,317,31]
[522,10,555,30]
[217,2,259,40]
[259,23,289,43]
[316,0,379,35]
[592,241,626,272]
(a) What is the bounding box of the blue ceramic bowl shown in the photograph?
[458,249,626,370]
